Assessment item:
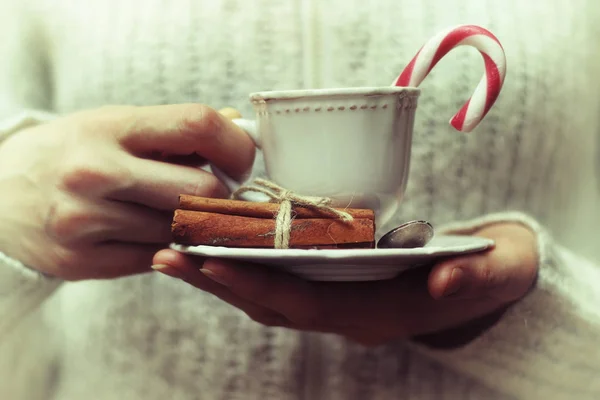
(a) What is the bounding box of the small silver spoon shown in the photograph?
[376,220,434,249]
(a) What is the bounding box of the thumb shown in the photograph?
[116,104,255,180]
[428,235,538,302]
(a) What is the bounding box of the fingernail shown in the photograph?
[151,264,183,279]
[151,264,170,271]
[442,268,464,297]
[200,267,230,286]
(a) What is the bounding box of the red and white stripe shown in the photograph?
[393,25,507,133]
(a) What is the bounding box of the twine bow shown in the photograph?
[231,178,353,249]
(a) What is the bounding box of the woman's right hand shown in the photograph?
[0,104,254,280]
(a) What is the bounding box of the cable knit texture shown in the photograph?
[0,0,599,399]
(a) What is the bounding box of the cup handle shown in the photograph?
[232,118,261,148]
[210,118,269,201]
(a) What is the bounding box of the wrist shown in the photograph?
[0,109,56,143]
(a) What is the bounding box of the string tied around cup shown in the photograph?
[231,178,353,249]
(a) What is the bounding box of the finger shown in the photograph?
[109,156,229,210]
[200,258,334,326]
[218,107,243,120]
[147,108,242,166]
[151,250,291,327]
[155,264,286,326]
[156,153,208,168]
[198,258,383,329]
[117,104,255,180]
[46,195,174,245]
[56,242,163,280]
[153,251,335,332]
[428,236,537,302]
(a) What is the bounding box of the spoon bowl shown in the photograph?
[377,220,434,249]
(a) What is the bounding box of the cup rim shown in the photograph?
[249,86,420,102]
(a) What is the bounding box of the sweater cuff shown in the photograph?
[0,110,61,338]
[435,211,600,316]
[411,212,600,398]
[0,251,62,340]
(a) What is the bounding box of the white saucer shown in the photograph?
[170,235,494,282]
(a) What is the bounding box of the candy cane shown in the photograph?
[393,25,507,133]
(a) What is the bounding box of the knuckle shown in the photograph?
[59,162,109,193]
[179,104,222,142]
[45,201,90,244]
[58,157,132,195]
[480,263,497,288]
[95,105,137,125]
[479,262,507,291]
[50,248,88,280]
[181,174,226,198]
[76,106,130,136]
[476,260,513,299]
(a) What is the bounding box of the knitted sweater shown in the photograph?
[1,0,599,399]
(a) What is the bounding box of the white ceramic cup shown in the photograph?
[213,86,421,226]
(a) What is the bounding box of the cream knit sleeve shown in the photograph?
[0,0,52,117]
[412,212,600,399]
[0,0,61,341]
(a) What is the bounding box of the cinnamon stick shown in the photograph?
[172,210,375,248]
[178,195,375,220]
[292,242,374,249]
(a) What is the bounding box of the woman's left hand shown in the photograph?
[152,222,538,346]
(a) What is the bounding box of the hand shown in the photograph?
[0,104,254,280]
[152,222,538,346]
